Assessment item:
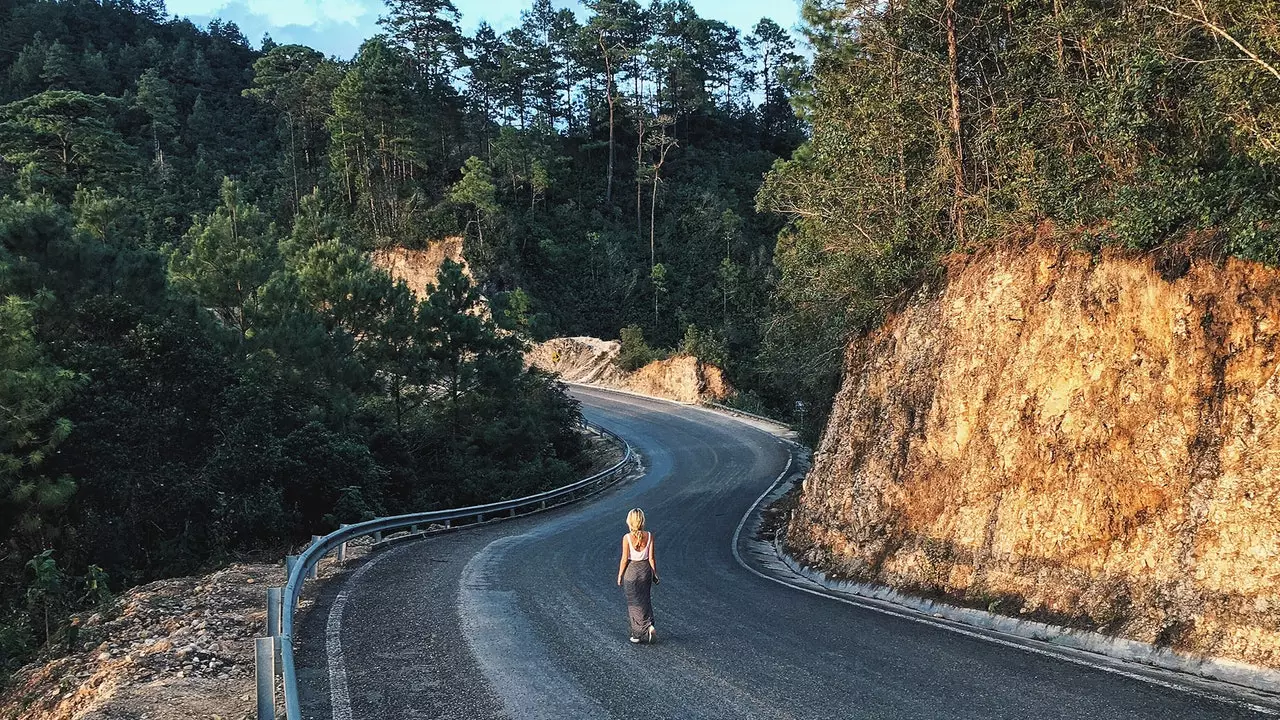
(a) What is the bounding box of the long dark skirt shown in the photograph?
[622,559,654,639]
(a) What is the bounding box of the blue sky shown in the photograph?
[167,0,803,59]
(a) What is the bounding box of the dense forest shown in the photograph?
[761,0,1280,433]
[0,0,809,677]
[3,0,1276,685]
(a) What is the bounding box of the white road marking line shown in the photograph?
[729,453,1279,717]
[327,549,397,720]
[459,532,610,719]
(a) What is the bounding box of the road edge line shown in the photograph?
[326,547,400,720]
[729,445,1280,716]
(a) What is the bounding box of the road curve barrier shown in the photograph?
[700,401,794,431]
[254,422,634,720]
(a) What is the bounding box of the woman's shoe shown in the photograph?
[629,636,640,644]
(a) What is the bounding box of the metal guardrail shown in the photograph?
[701,401,793,429]
[255,423,634,719]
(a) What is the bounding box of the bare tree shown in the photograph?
[598,30,618,201]
[647,115,677,272]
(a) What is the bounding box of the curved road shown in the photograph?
[296,387,1264,719]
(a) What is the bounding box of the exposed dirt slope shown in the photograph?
[787,242,1280,670]
[0,563,277,720]
[528,337,731,404]
[370,236,467,295]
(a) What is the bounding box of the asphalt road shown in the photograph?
[295,386,1265,720]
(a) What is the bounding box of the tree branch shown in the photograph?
[1154,2,1280,82]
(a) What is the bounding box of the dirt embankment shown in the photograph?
[787,242,1280,670]
[0,563,279,720]
[528,337,731,404]
[370,236,467,295]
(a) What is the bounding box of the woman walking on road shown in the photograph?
[617,508,659,643]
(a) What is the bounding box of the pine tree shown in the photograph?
[245,45,335,203]
[166,178,279,342]
[135,68,177,174]
[39,41,75,89]
[379,0,464,86]
[464,23,506,125]
[0,295,80,560]
[0,91,133,197]
[328,38,424,242]
[449,155,498,250]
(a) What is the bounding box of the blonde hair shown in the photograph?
[626,508,646,545]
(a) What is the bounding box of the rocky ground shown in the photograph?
[0,541,384,720]
[1,561,281,719]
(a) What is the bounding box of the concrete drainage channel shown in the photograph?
[251,422,635,720]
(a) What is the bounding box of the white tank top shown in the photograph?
[626,532,651,561]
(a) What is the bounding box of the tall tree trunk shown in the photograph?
[288,113,299,204]
[635,114,646,240]
[650,171,658,272]
[945,0,967,245]
[648,131,675,325]
[599,33,616,202]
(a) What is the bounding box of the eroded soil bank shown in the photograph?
[370,236,468,295]
[527,336,731,404]
[787,243,1280,669]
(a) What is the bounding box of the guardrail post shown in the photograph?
[510,507,517,518]
[285,555,298,577]
[540,499,547,510]
[372,529,382,543]
[337,524,349,563]
[256,636,275,719]
[307,536,322,579]
[411,524,419,533]
[444,519,451,529]
[266,587,281,637]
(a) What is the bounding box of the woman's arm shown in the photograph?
[617,536,628,586]
[648,534,658,582]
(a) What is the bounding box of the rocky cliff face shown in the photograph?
[786,243,1280,669]
[527,337,731,404]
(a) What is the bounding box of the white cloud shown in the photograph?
[168,0,803,60]
[170,0,373,28]
[456,0,527,34]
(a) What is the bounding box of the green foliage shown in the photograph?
[753,0,1280,440]
[0,91,132,198]
[450,156,499,255]
[491,287,546,340]
[167,179,280,340]
[617,323,655,371]
[24,550,66,645]
[678,324,726,366]
[0,0,819,680]
[327,38,427,244]
[135,68,177,142]
[0,295,79,665]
